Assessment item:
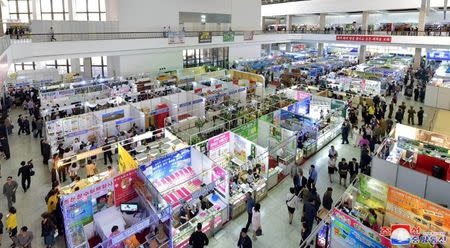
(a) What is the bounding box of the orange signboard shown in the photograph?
[386,187,450,232]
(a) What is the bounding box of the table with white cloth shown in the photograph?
[93,207,126,240]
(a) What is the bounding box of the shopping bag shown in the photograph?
[256,228,263,236]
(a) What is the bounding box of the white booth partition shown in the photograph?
[93,104,145,137]
[45,112,103,154]
[163,92,206,123]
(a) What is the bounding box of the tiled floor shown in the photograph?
[0,93,436,248]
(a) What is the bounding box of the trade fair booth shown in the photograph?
[425,62,450,110]
[45,104,145,154]
[138,147,229,248]
[61,168,172,248]
[193,78,247,109]
[195,131,269,218]
[372,124,450,207]
[304,174,449,248]
[230,70,265,99]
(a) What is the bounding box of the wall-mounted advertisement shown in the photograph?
[244,31,254,41]
[147,147,191,181]
[234,135,249,162]
[114,169,138,206]
[223,31,235,42]
[168,31,185,44]
[427,50,450,61]
[199,31,212,43]
[357,174,388,210]
[102,109,125,123]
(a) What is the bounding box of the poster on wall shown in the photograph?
[118,144,138,173]
[114,169,139,206]
[234,135,249,162]
[64,198,93,228]
[102,109,125,123]
[357,174,388,210]
[223,31,235,42]
[148,147,191,180]
[386,186,450,232]
[168,31,185,44]
[244,31,254,41]
[199,31,212,43]
[208,132,230,151]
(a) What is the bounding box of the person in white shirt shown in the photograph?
[286,187,298,224]
[106,166,117,178]
[251,203,261,240]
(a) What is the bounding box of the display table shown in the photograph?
[93,207,126,241]
[267,167,283,190]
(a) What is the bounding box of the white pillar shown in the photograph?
[275,16,280,31]
[70,58,80,74]
[83,58,92,78]
[285,15,293,31]
[413,48,422,69]
[418,0,429,35]
[105,0,119,21]
[318,43,324,57]
[361,11,369,34]
[319,13,326,31]
[32,0,38,20]
[359,45,366,64]
[67,0,74,20]
[107,56,120,78]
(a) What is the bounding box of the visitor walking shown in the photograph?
[41,213,57,248]
[338,158,349,187]
[417,107,424,126]
[3,176,18,209]
[407,106,416,125]
[17,161,33,192]
[6,207,17,248]
[245,192,254,230]
[286,187,297,224]
[251,203,261,240]
[237,228,252,248]
[322,187,333,211]
[16,226,33,248]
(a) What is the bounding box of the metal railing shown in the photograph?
[3,29,449,43]
[0,35,11,55]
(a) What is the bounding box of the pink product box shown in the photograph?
[180,187,190,196]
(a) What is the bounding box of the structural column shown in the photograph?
[285,15,293,31]
[275,16,280,31]
[358,45,366,64]
[361,11,369,34]
[70,58,81,74]
[318,13,326,57]
[32,0,38,20]
[413,0,429,69]
[262,16,267,30]
[83,58,93,78]
[67,0,75,20]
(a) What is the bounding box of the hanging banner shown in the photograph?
[147,147,191,180]
[244,31,254,41]
[199,31,212,43]
[114,169,139,206]
[118,143,138,173]
[223,31,235,42]
[336,35,392,43]
[208,132,230,151]
[168,32,185,44]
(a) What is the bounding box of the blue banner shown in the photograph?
[331,218,385,248]
[147,147,191,180]
[427,51,450,61]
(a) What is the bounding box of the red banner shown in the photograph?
[336,35,392,43]
[114,169,139,206]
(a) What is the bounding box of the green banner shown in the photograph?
[232,120,258,142]
[223,31,235,42]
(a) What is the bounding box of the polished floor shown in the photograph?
[0,93,436,248]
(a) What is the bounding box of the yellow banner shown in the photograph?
[118,144,138,173]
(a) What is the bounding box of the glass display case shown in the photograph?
[253,178,267,203]
[267,166,283,190]
[316,116,343,150]
[173,211,214,248]
[229,189,247,219]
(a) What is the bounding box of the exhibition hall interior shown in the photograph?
[0,0,449,247]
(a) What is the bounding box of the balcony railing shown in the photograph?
[2,29,450,43]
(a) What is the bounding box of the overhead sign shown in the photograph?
[199,31,212,43]
[244,31,254,41]
[336,35,392,43]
